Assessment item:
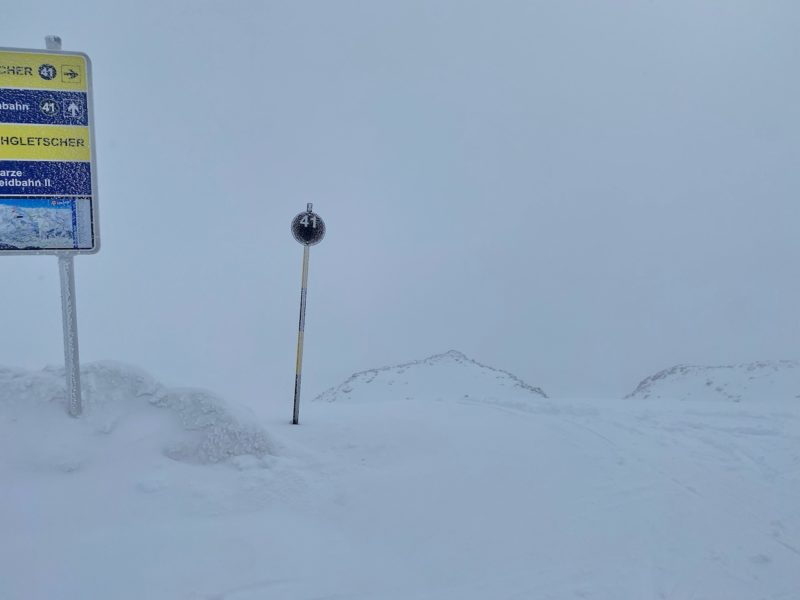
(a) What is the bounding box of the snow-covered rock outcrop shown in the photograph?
[316,350,547,403]
[626,360,800,402]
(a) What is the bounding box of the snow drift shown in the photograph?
[316,349,547,403]
[0,361,271,465]
[627,360,800,402]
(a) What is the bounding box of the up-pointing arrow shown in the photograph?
[66,102,81,117]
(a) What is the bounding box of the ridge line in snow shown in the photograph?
[315,349,547,402]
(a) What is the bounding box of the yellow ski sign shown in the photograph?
[0,51,88,92]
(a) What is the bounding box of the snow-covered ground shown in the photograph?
[2,353,800,599]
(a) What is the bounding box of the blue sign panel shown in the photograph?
[0,160,91,195]
[0,89,88,126]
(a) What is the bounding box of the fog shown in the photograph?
[2,0,798,408]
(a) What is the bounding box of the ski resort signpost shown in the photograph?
[0,37,99,417]
[291,204,325,424]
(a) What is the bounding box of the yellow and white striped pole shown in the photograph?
[292,243,310,425]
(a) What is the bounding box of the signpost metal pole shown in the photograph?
[290,203,326,425]
[59,254,82,417]
[46,35,83,417]
[45,34,61,51]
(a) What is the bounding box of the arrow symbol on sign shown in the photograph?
[66,102,81,117]
[64,69,79,80]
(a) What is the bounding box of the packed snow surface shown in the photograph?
[628,360,800,402]
[2,356,800,599]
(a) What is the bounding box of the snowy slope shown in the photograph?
[316,349,547,403]
[2,358,800,600]
[627,360,800,402]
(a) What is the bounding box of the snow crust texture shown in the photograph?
[628,360,800,402]
[0,361,271,464]
[316,349,547,403]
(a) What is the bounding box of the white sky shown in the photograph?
[1,0,799,406]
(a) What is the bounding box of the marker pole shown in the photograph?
[290,202,325,425]
[46,35,83,417]
[292,242,311,424]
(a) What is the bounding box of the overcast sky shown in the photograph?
[2,0,799,407]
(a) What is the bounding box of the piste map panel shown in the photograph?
[0,48,97,253]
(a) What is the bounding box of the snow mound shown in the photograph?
[627,360,800,402]
[316,350,547,403]
[0,361,271,465]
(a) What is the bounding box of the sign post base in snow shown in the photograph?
[1,35,99,416]
[291,203,326,424]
